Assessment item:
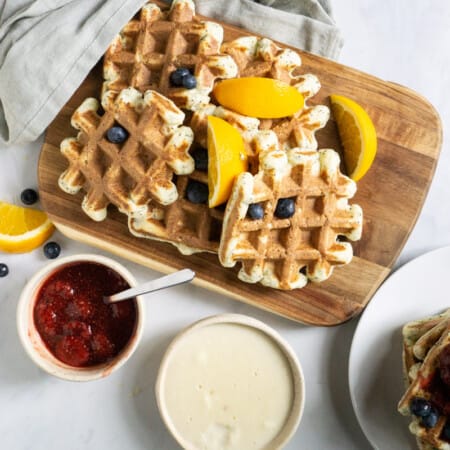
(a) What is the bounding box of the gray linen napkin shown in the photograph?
[195,0,342,58]
[0,0,343,146]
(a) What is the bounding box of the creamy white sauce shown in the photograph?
[161,323,294,450]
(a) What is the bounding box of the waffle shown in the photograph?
[399,311,450,450]
[221,36,302,84]
[221,36,330,151]
[59,87,194,221]
[128,159,223,255]
[102,0,237,112]
[219,139,363,290]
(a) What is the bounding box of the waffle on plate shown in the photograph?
[399,310,450,449]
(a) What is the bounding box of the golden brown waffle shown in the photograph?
[221,36,302,84]
[402,311,450,387]
[221,36,330,151]
[128,158,223,254]
[399,311,450,450]
[102,0,237,112]
[219,139,362,290]
[59,87,194,221]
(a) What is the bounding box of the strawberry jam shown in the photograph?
[34,261,137,367]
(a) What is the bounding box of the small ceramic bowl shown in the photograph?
[156,314,305,450]
[17,254,144,382]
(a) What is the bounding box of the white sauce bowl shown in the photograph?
[156,313,305,450]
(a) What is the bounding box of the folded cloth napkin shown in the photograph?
[195,0,342,58]
[0,0,343,146]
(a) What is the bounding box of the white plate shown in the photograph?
[349,245,450,450]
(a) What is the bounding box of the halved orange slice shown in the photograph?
[330,94,377,181]
[0,201,55,253]
[207,116,248,208]
[213,77,304,118]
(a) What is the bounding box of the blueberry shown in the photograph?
[182,74,197,89]
[20,188,39,205]
[421,407,439,428]
[410,397,432,417]
[43,241,61,259]
[274,198,295,219]
[106,126,128,144]
[247,203,264,220]
[186,181,208,204]
[170,68,191,87]
[191,147,208,171]
[0,263,8,277]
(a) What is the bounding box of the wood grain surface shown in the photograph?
[37,2,442,326]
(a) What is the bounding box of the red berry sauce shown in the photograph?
[33,262,137,368]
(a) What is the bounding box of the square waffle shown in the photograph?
[59,87,194,222]
[129,159,223,255]
[399,311,450,450]
[219,138,362,290]
[102,0,237,112]
[221,36,330,151]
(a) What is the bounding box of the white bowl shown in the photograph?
[156,314,305,450]
[17,254,144,382]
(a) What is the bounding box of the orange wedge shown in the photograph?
[330,94,377,181]
[0,201,55,253]
[207,116,248,208]
[213,77,304,118]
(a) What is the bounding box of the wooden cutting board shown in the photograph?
[38,4,442,326]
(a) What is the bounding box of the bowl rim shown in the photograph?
[16,253,144,382]
[155,313,305,450]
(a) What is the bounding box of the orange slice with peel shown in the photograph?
[213,77,304,118]
[207,116,248,208]
[0,201,55,253]
[330,94,377,181]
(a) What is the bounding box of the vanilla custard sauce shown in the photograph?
[160,323,295,450]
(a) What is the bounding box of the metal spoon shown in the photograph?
[103,268,195,304]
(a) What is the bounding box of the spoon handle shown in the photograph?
[104,269,195,303]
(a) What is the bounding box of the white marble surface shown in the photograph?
[0,1,449,449]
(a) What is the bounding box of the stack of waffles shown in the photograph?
[398,311,450,449]
[58,0,363,290]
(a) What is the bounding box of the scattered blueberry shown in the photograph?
[421,407,439,428]
[274,198,295,219]
[106,125,128,144]
[410,397,432,417]
[43,242,61,259]
[182,74,197,89]
[20,188,39,205]
[247,203,264,220]
[191,147,208,171]
[186,181,208,204]
[169,68,191,87]
[0,263,8,277]
[442,421,450,441]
